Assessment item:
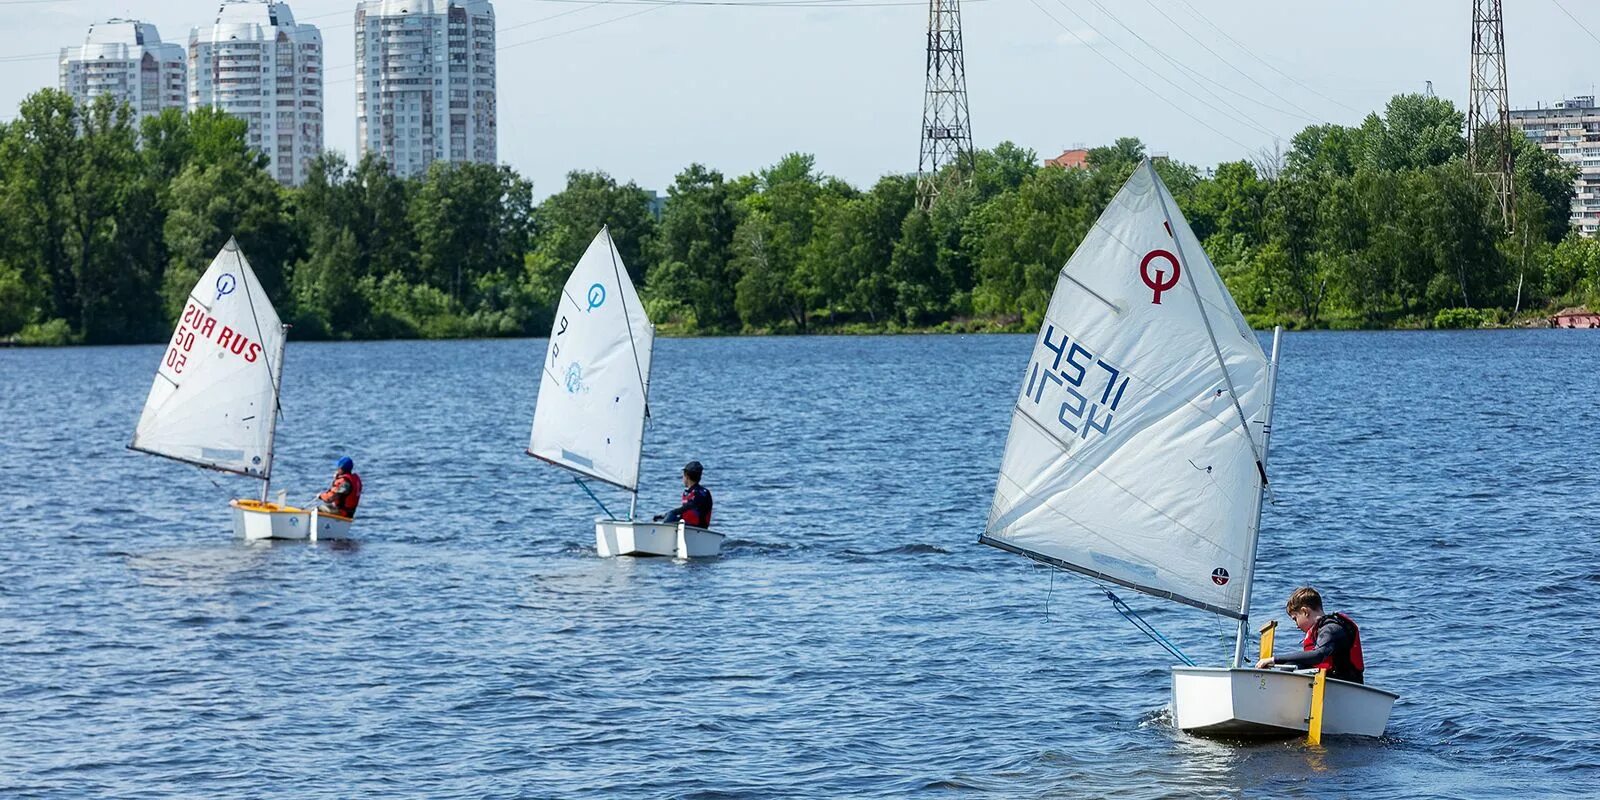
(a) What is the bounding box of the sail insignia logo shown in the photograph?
[214,273,237,301]
[564,362,587,394]
[1140,250,1180,304]
[1211,567,1230,586]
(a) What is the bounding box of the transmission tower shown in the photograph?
[1467,0,1515,231]
[917,0,974,209]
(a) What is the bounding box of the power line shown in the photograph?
[1549,0,1600,48]
[323,0,615,73]
[1165,0,1359,116]
[1026,0,1255,152]
[1086,0,1316,125]
[1074,0,1295,139]
[530,0,963,5]
[1127,0,1323,123]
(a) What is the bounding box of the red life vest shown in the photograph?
[319,472,362,518]
[1302,611,1365,682]
[680,485,711,528]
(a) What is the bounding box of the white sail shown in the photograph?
[982,161,1272,619]
[131,238,285,479]
[528,227,655,491]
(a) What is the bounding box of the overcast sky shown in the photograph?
[3,0,1596,197]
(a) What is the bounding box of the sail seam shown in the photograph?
[1082,204,1255,335]
[1147,161,1264,469]
[126,445,269,482]
[1015,317,1253,449]
[979,534,1244,619]
[526,450,637,493]
[989,439,1248,586]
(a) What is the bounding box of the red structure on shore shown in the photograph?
[1550,308,1600,328]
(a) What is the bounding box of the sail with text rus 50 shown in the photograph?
[130,237,286,482]
[130,237,357,543]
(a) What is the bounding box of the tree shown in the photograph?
[411,162,532,309]
[1286,124,1363,180]
[533,170,655,285]
[0,91,79,328]
[162,155,298,320]
[69,95,164,342]
[1358,93,1465,172]
[649,163,741,331]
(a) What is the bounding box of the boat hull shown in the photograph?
[594,520,725,559]
[230,499,354,542]
[1170,667,1397,738]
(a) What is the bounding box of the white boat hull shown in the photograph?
[594,519,725,559]
[1171,667,1397,738]
[230,499,354,542]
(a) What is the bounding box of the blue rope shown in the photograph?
[1103,589,1197,667]
[573,477,615,519]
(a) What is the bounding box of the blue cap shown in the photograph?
[336,456,354,471]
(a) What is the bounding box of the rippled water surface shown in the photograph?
[2,332,1597,798]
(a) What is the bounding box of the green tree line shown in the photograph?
[2,89,1597,345]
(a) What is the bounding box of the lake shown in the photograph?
[1,331,1596,797]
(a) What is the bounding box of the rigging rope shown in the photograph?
[1042,568,1196,667]
[1101,588,1197,667]
[573,477,616,519]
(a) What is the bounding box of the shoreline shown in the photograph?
[2,318,1587,348]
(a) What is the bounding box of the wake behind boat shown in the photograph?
[129,238,353,542]
[526,227,726,559]
[978,160,1396,740]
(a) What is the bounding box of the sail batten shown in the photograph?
[131,239,284,480]
[983,161,1272,619]
[528,228,655,493]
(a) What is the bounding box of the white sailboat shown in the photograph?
[130,237,352,542]
[527,227,726,559]
[980,160,1396,738]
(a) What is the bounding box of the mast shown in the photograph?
[260,322,290,502]
[1148,157,1279,664]
[1232,326,1282,667]
[607,226,652,522]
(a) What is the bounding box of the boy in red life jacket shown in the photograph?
[1254,586,1366,684]
[653,460,713,528]
[316,456,362,519]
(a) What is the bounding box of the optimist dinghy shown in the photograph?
[979,160,1396,739]
[526,227,726,559]
[129,238,352,542]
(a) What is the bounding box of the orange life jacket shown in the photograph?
[319,471,362,518]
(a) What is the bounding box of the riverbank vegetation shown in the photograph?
[1,89,1595,344]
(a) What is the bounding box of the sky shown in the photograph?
[2,0,1597,198]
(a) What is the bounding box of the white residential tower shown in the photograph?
[189,1,323,185]
[355,0,497,177]
[59,19,186,120]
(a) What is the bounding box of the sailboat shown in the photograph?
[979,160,1396,738]
[526,227,726,559]
[129,237,353,542]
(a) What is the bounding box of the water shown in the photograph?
[1,332,1596,798]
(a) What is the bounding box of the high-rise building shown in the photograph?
[189,1,323,185]
[1511,96,1600,237]
[59,19,186,120]
[355,0,497,177]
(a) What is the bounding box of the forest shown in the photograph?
[2,88,1596,345]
